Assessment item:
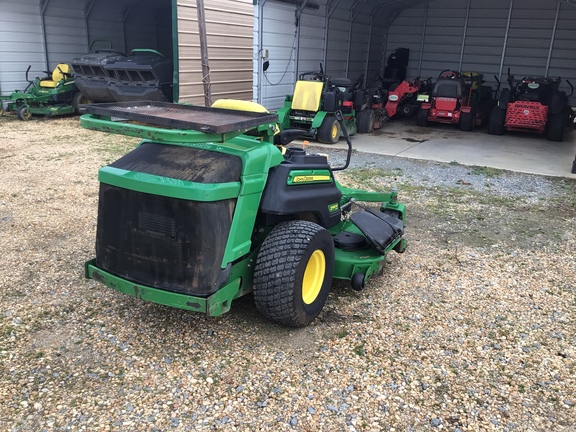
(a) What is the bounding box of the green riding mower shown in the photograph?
[277,68,375,144]
[0,63,86,120]
[80,100,407,327]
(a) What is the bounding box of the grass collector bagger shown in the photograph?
[80,100,407,327]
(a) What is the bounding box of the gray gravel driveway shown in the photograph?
[1,116,575,431]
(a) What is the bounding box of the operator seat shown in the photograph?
[40,64,72,88]
[432,78,462,99]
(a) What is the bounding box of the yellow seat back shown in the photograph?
[40,64,71,88]
[291,80,324,112]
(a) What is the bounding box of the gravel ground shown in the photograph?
[1,115,575,431]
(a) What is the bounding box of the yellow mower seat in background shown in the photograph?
[211,99,269,113]
[291,80,324,112]
[211,99,281,138]
[40,63,71,88]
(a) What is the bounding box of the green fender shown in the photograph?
[311,111,329,130]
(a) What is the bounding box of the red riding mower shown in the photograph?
[385,77,433,119]
[488,70,574,142]
[367,75,431,129]
[417,70,496,131]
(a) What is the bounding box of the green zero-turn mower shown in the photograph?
[276,67,375,144]
[80,99,406,327]
[0,63,88,120]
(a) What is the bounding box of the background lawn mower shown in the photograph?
[385,77,433,120]
[488,69,574,142]
[277,66,375,143]
[80,100,407,327]
[0,64,85,120]
[367,75,432,129]
[417,70,496,131]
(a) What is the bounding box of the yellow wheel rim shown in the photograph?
[302,250,326,304]
[331,123,339,139]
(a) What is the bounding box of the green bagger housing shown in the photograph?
[81,100,406,327]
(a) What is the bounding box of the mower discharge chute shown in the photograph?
[488,69,574,142]
[80,100,407,327]
[417,70,496,131]
[0,64,83,120]
[277,68,375,144]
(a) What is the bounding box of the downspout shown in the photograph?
[84,0,96,51]
[365,5,386,82]
[172,0,179,102]
[545,1,561,77]
[122,4,135,53]
[346,1,367,77]
[40,0,52,70]
[498,0,514,82]
[323,0,343,70]
[257,0,267,104]
[417,0,429,77]
[294,0,310,78]
[458,0,471,72]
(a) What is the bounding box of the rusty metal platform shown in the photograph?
[80,101,278,134]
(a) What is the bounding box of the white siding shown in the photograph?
[0,0,45,95]
[257,1,299,110]
[44,0,87,66]
[258,0,386,110]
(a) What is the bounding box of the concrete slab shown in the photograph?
[305,118,576,179]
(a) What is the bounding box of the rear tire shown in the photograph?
[72,92,92,115]
[417,108,429,127]
[253,220,335,327]
[460,110,475,132]
[17,106,32,121]
[317,116,340,144]
[546,111,566,142]
[488,107,506,135]
[356,109,375,133]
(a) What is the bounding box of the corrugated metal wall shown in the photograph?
[177,0,253,105]
[0,0,46,95]
[0,0,173,98]
[43,0,87,64]
[385,0,576,102]
[258,0,388,111]
[255,2,300,109]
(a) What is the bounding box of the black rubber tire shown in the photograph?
[460,110,475,132]
[497,89,510,108]
[356,109,375,133]
[488,107,506,135]
[546,111,566,142]
[401,103,417,117]
[253,220,335,327]
[72,92,92,115]
[351,273,365,291]
[17,106,32,121]
[417,108,429,127]
[317,116,340,144]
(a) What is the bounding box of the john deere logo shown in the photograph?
[293,175,331,183]
[328,203,339,213]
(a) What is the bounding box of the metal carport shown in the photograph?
[254,0,576,110]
